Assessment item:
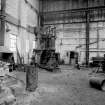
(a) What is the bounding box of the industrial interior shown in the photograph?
[1,0,105,105]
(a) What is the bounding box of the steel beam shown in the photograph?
[85,10,90,67]
[43,19,105,25]
[0,0,6,46]
[85,0,90,67]
[97,27,99,56]
[42,6,105,26]
[41,6,105,15]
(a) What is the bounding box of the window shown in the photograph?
[9,34,16,51]
[26,40,29,52]
[33,41,36,49]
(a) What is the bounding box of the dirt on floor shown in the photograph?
[14,65,105,105]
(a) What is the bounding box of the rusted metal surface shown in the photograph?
[89,73,105,91]
[26,65,38,92]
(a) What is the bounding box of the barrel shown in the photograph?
[89,74,105,91]
[26,65,38,92]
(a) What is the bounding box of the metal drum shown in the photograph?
[89,73,105,91]
[26,65,38,92]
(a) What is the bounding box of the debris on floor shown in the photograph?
[13,66,105,105]
[0,73,25,105]
[0,61,10,76]
[1,66,105,105]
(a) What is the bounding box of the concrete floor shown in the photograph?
[14,65,105,105]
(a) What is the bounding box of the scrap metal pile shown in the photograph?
[0,64,25,105]
[89,55,105,91]
[0,47,24,105]
[0,61,16,105]
[0,60,10,76]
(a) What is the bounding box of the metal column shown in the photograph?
[85,0,90,67]
[85,11,90,67]
[97,23,100,56]
[97,29,99,56]
[0,0,6,46]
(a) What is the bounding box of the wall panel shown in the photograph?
[4,0,39,64]
[6,0,19,19]
[20,0,28,27]
[27,6,38,27]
